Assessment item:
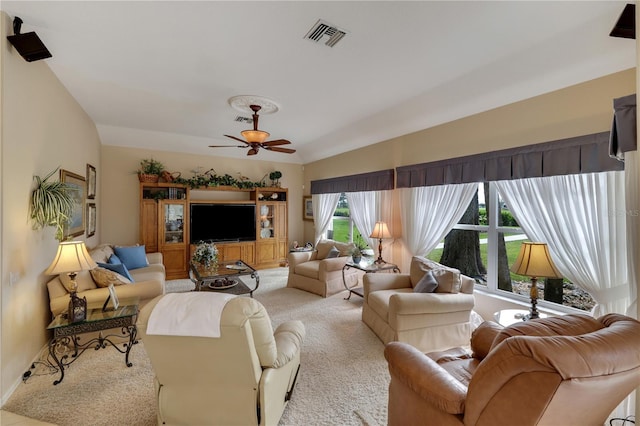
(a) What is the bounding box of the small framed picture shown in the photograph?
[303,196,313,221]
[60,169,86,238]
[86,164,96,199]
[86,203,96,237]
[102,284,120,312]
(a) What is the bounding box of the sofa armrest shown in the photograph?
[364,273,412,294]
[146,252,163,265]
[318,256,350,273]
[272,320,306,368]
[288,251,315,269]
[49,279,165,316]
[384,341,467,415]
[389,292,475,316]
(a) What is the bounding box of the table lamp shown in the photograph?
[369,221,392,264]
[45,241,97,322]
[510,242,562,320]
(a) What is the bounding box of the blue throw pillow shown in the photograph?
[114,245,148,270]
[108,254,122,265]
[97,262,134,282]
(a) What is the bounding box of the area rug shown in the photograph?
[3,267,389,426]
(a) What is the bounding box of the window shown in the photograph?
[329,193,370,251]
[427,182,595,312]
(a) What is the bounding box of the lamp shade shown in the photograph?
[511,242,562,278]
[44,241,97,275]
[369,221,392,239]
[241,129,270,143]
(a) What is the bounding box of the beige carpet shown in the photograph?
[3,268,389,426]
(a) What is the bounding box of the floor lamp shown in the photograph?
[369,221,391,264]
[510,242,562,320]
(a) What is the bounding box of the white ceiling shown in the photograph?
[2,1,635,164]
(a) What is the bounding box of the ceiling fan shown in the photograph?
[209,104,296,156]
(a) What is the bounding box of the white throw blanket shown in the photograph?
[146,292,236,338]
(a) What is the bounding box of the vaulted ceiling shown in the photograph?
[2,1,635,164]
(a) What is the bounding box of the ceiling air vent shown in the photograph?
[234,116,253,124]
[304,19,347,48]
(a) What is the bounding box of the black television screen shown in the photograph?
[190,204,256,243]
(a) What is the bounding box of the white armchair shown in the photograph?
[287,239,364,297]
[362,256,475,353]
[137,294,305,426]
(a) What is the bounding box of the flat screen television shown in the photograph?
[190,203,256,243]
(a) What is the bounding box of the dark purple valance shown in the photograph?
[396,131,622,188]
[610,93,637,160]
[311,169,394,194]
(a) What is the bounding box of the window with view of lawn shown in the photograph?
[427,182,595,312]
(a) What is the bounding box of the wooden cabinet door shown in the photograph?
[140,200,158,252]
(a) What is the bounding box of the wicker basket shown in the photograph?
[138,173,159,183]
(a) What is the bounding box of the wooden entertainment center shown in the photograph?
[139,183,288,279]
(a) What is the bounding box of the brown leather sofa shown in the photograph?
[138,294,305,426]
[384,313,640,426]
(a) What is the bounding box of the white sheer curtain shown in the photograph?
[624,151,638,319]
[346,191,394,249]
[495,171,629,316]
[400,183,477,256]
[312,193,340,245]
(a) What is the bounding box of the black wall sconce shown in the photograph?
[7,16,52,62]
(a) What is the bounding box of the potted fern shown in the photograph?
[30,167,74,241]
[137,158,165,183]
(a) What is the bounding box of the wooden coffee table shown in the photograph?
[189,260,260,297]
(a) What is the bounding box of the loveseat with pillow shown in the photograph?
[286,239,365,297]
[363,256,476,352]
[47,243,165,317]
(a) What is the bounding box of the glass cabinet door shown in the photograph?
[259,203,275,239]
[164,203,184,244]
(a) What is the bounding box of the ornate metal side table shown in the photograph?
[26,300,139,385]
[342,260,400,300]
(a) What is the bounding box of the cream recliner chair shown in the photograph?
[137,294,305,426]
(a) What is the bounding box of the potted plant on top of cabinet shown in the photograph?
[137,158,165,183]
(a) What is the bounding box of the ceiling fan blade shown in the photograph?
[266,146,296,154]
[262,139,291,147]
[247,148,259,156]
[208,145,247,148]
[224,134,250,144]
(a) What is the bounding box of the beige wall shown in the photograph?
[0,11,101,401]
[100,146,304,247]
[303,68,636,271]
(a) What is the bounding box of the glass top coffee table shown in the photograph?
[190,260,260,297]
[342,260,400,300]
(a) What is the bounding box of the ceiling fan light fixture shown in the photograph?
[241,129,270,143]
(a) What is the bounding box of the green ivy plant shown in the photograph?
[30,167,74,241]
[173,168,266,189]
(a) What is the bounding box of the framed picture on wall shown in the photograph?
[86,164,96,199]
[60,169,86,238]
[86,203,96,237]
[303,196,313,221]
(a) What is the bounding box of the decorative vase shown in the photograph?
[352,255,362,264]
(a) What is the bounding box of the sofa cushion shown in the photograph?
[410,256,461,293]
[294,260,321,279]
[89,244,115,264]
[98,262,134,282]
[114,245,149,270]
[59,270,97,293]
[413,270,438,293]
[108,254,122,264]
[130,264,166,283]
[90,267,132,287]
